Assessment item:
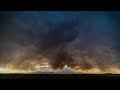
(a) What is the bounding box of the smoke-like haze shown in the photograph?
[0,11,120,73]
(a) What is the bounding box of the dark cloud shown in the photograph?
[0,11,120,71]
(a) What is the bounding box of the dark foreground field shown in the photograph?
[0,74,120,79]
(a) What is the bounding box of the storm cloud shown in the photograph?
[0,11,120,72]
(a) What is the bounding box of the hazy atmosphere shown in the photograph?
[0,11,120,74]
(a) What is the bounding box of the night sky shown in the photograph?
[0,11,120,73]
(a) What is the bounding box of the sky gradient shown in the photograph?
[0,11,120,73]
